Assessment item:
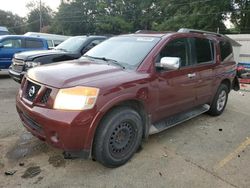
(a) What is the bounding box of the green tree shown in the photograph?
[26,1,54,32]
[231,0,250,33]
[0,9,26,34]
[154,0,231,33]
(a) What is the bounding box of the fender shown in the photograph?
[83,93,144,152]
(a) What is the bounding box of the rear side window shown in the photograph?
[220,40,232,61]
[25,39,44,48]
[194,38,214,64]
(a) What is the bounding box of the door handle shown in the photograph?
[188,73,196,78]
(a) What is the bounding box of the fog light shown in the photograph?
[51,132,59,143]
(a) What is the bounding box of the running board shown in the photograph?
[149,104,210,135]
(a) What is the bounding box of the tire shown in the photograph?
[93,106,143,168]
[208,84,229,116]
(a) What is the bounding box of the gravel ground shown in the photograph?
[0,71,249,188]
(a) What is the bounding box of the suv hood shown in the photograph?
[27,59,127,88]
[14,50,67,61]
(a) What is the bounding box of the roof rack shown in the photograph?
[178,28,223,37]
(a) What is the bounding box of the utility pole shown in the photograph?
[39,0,42,32]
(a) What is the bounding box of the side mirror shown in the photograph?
[156,57,181,70]
[0,43,3,48]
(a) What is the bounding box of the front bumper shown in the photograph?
[16,92,97,157]
[8,69,25,83]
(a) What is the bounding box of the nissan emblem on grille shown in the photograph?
[29,86,36,97]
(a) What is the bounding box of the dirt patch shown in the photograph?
[6,133,49,161]
[48,155,66,168]
[33,176,44,184]
[21,166,41,179]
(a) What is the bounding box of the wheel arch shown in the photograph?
[88,98,149,158]
[221,78,231,91]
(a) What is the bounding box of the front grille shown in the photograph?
[40,88,52,104]
[25,81,41,102]
[12,58,25,73]
[13,58,25,65]
[12,64,24,72]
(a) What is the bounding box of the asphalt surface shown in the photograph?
[0,71,249,188]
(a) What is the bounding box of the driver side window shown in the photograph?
[156,38,190,68]
[2,39,22,48]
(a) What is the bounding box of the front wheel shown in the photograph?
[93,107,143,168]
[208,84,229,116]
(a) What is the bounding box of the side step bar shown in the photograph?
[149,104,210,135]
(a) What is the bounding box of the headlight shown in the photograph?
[53,86,99,110]
[25,61,41,68]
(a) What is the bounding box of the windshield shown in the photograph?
[82,36,160,69]
[55,36,86,52]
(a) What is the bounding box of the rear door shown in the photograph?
[154,37,199,121]
[191,37,216,105]
[0,37,24,69]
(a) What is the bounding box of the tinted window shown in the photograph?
[26,39,43,48]
[2,39,21,48]
[82,39,104,53]
[83,36,160,69]
[55,37,87,52]
[47,40,53,48]
[54,40,63,46]
[220,40,232,61]
[157,38,189,67]
[195,38,213,63]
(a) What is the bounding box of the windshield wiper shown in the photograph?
[83,55,125,69]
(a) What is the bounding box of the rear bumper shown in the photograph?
[16,92,98,158]
[8,69,25,83]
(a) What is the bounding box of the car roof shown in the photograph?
[121,29,228,41]
[0,35,47,41]
[71,35,107,39]
[122,33,174,38]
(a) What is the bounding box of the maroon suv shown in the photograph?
[16,29,239,167]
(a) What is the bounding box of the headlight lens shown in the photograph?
[25,61,41,68]
[54,86,99,110]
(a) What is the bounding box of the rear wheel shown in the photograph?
[208,84,229,116]
[93,107,143,167]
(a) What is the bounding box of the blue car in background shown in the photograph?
[0,35,48,70]
[0,26,10,35]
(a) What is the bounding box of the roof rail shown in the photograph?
[135,30,173,34]
[135,30,160,34]
[178,28,223,37]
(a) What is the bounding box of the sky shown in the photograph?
[0,0,61,17]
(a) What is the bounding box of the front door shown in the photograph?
[0,38,24,69]
[154,37,198,121]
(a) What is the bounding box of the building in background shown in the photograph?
[227,34,250,68]
[228,34,250,83]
